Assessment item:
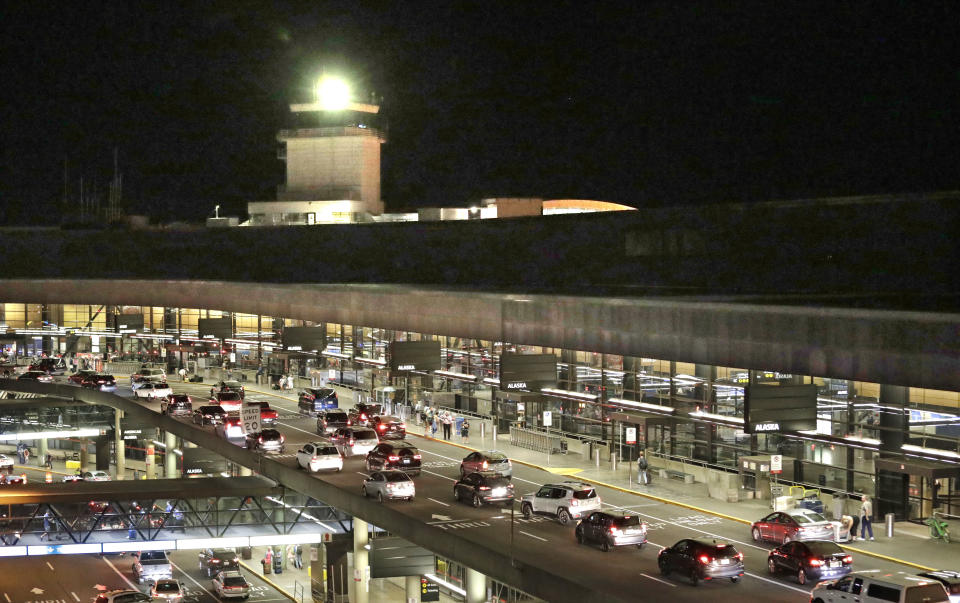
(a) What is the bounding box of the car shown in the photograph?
[454,471,514,507]
[658,539,745,585]
[210,391,243,412]
[369,415,406,440]
[18,370,53,383]
[767,539,852,585]
[811,571,950,603]
[81,373,117,392]
[132,550,173,584]
[0,474,27,485]
[348,403,383,426]
[248,401,278,426]
[131,367,166,383]
[62,474,83,482]
[28,358,66,375]
[211,570,250,600]
[149,579,186,603]
[82,470,111,481]
[193,405,227,425]
[245,429,285,453]
[362,470,415,502]
[216,414,246,444]
[316,409,351,435]
[298,387,339,414]
[198,547,240,577]
[296,442,343,472]
[212,380,245,400]
[134,381,173,399]
[751,508,836,544]
[68,369,97,384]
[917,571,960,603]
[365,441,422,475]
[521,481,602,525]
[161,394,193,416]
[130,376,153,391]
[460,450,512,479]
[94,590,151,603]
[575,512,648,551]
[330,427,379,457]
[0,454,13,470]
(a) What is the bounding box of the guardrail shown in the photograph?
[510,426,564,454]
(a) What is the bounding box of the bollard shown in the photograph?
[595,448,600,469]
[885,513,895,538]
[611,452,617,472]
[493,425,497,442]
[480,422,485,440]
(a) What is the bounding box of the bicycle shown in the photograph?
[924,515,951,543]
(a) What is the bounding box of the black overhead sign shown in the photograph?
[281,327,326,352]
[499,353,557,392]
[369,537,436,579]
[744,384,817,434]
[388,341,440,372]
[119,418,157,441]
[113,314,144,333]
[420,578,439,602]
[182,448,228,478]
[198,317,232,340]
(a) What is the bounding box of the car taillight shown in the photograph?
[280,435,285,443]
[211,559,220,564]
[808,558,823,567]
[399,423,406,428]
[388,455,400,462]
[378,424,387,431]
[311,456,318,462]
[478,486,491,491]
[482,460,488,470]
[360,413,367,420]
[258,437,263,443]
[413,454,421,459]
[349,439,355,445]
[698,555,711,564]
[842,555,852,564]
[735,552,744,561]
[347,419,352,425]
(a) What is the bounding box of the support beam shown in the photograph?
[164,431,177,478]
[465,567,486,603]
[405,575,419,603]
[350,518,369,603]
[114,411,125,479]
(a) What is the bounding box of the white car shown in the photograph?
[150,579,185,603]
[134,382,173,399]
[0,454,13,470]
[296,442,343,472]
[520,481,602,525]
[82,470,111,481]
[211,570,250,600]
[131,367,167,383]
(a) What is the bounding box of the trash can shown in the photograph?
[261,558,271,575]
[455,417,464,434]
[241,546,252,560]
[885,513,895,538]
[273,556,283,574]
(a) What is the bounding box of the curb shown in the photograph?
[239,560,299,602]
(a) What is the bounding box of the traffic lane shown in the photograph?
[0,554,122,603]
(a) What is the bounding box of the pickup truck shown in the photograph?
[132,550,173,584]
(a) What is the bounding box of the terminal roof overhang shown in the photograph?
[0,475,282,505]
[2,279,959,392]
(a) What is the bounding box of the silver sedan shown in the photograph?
[361,470,415,502]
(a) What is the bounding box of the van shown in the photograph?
[811,571,949,603]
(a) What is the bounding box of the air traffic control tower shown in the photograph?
[247,77,385,225]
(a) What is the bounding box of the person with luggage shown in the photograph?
[859,495,875,541]
[461,419,470,443]
[637,451,650,485]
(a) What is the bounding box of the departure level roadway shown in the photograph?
[124,381,918,602]
[0,551,286,603]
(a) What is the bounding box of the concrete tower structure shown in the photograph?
[247,78,385,225]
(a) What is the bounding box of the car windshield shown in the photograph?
[484,453,507,462]
[792,511,827,524]
[806,541,843,555]
[154,584,179,593]
[260,429,281,439]
[710,544,740,558]
[212,548,234,557]
[224,381,241,387]
[327,412,347,420]
[573,489,597,499]
[315,388,335,397]
[385,473,411,482]
[355,430,377,440]
[611,515,641,528]
[223,577,246,587]
[318,446,339,455]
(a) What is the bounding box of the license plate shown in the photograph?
[719,559,729,565]
[492,488,506,496]
[830,561,839,568]
[403,459,410,463]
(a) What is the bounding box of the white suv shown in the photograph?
[811,571,949,603]
[520,481,601,525]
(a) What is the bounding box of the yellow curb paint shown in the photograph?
[544,468,583,476]
[238,560,298,603]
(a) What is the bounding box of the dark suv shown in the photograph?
[348,403,383,426]
[212,380,245,400]
[298,387,339,414]
[198,547,239,577]
[454,471,515,507]
[369,415,406,440]
[366,442,422,475]
[575,512,647,551]
[316,409,350,435]
[161,394,193,416]
[658,539,745,585]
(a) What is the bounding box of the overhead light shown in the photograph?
[321,350,351,360]
[434,370,476,381]
[902,444,960,460]
[424,574,466,597]
[688,410,743,425]
[541,388,597,401]
[0,428,103,442]
[607,398,676,414]
[354,357,387,367]
[482,378,500,386]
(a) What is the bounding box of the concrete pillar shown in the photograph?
[37,438,48,468]
[164,431,177,478]
[465,567,486,603]
[349,518,369,603]
[114,411,125,479]
[405,575,420,603]
[145,442,156,479]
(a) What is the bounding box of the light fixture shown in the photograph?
[321,350,351,360]
[688,410,744,425]
[424,574,466,597]
[0,428,103,442]
[541,388,597,401]
[434,370,477,381]
[607,398,676,415]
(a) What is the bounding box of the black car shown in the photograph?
[193,405,227,425]
[658,539,745,585]
[369,415,406,440]
[316,409,351,435]
[366,442,422,475]
[198,547,239,577]
[453,471,514,507]
[81,373,117,392]
[161,394,193,416]
[244,428,285,453]
[575,512,648,551]
[298,387,339,414]
[767,540,852,585]
[917,570,960,599]
[212,380,245,400]
[348,403,383,426]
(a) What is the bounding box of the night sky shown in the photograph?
[2,2,958,224]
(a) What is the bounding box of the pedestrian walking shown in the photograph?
[294,544,303,569]
[256,363,264,385]
[44,453,53,470]
[286,375,294,391]
[461,420,470,443]
[859,495,875,541]
[637,451,650,486]
[430,415,438,438]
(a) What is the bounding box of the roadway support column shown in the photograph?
[164,431,177,478]
[114,411,125,479]
[349,518,369,603]
[37,438,48,468]
[405,575,419,603]
[145,441,156,480]
[465,567,486,603]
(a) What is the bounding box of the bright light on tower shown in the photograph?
[316,76,350,110]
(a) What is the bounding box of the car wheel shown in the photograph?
[659,559,670,576]
[361,486,367,497]
[768,558,777,574]
[576,530,584,545]
[601,539,610,552]
[730,576,740,584]
[689,568,699,586]
[408,496,415,502]
[636,543,644,550]
[796,567,807,585]
[752,527,762,542]
[472,494,482,508]
[365,460,373,472]
[557,508,571,525]
[521,503,533,519]
[378,492,384,504]
[454,487,461,502]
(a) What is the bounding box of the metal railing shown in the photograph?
[510,425,564,454]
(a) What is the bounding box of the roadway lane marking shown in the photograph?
[356,472,370,478]
[4,593,10,603]
[639,572,675,587]
[275,421,315,436]
[170,560,217,598]
[421,469,455,482]
[518,530,548,542]
[71,592,80,602]
[427,497,450,506]
[744,571,809,594]
[101,556,139,590]
[46,561,55,570]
